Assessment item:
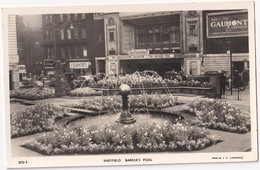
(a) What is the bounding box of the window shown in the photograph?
[109,32,115,41]
[51,48,54,58]
[67,14,70,21]
[109,50,116,55]
[75,47,79,58]
[82,27,87,39]
[81,14,86,20]
[68,47,74,59]
[98,34,102,42]
[67,29,72,39]
[154,26,161,45]
[60,48,66,59]
[83,47,88,57]
[189,24,196,36]
[60,29,64,40]
[46,30,49,41]
[45,15,49,24]
[49,15,52,23]
[108,18,115,25]
[50,30,53,41]
[189,46,198,53]
[135,24,180,48]
[162,26,171,45]
[74,14,78,20]
[59,14,64,22]
[205,37,248,54]
[74,28,79,39]
[47,48,51,59]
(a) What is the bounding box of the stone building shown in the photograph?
[8,15,20,90]
[95,10,248,76]
[16,16,44,76]
[42,13,105,77]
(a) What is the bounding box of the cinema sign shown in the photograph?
[206,11,248,38]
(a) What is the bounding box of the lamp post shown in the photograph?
[52,21,74,97]
[227,40,232,95]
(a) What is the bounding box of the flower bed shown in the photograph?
[189,98,251,133]
[23,122,220,155]
[10,87,55,100]
[89,71,211,89]
[11,104,65,138]
[72,94,181,111]
[69,87,102,97]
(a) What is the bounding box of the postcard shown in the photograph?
[1,1,258,168]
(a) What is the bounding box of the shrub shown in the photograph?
[69,87,102,97]
[10,87,55,100]
[189,98,251,133]
[23,121,220,155]
[71,94,181,111]
[89,71,211,89]
[11,104,65,138]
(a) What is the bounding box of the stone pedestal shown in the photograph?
[116,84,136,124]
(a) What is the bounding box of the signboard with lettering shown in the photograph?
[44,60,56,68]
[69,62,91,69]
[207,11,248,38]
[128,49,149,55]
[9,55,19,64]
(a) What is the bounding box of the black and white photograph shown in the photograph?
[1,0,258,169]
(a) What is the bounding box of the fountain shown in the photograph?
[116,84,136,124]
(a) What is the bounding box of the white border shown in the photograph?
[1,0,259,170]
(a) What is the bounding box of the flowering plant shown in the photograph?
[71,94,180,111]
[23,121,220,155]
[10,87,55,100]
[189,98,251,133]
[11,104,65,138]
[89,71,211,89]
[69,87,102,97]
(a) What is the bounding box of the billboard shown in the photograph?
[206,11,248,38]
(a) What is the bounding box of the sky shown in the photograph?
[22,15,42,27]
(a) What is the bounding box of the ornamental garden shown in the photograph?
[10,71,251,155]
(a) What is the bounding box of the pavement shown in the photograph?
[9,88,253,157]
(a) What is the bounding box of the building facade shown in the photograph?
[95,10,248,76]
[42,13,105,78]
[16,16,44,76]
[8,15,20,90]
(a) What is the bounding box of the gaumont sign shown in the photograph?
[207,11,248,38]
[69,62,91,69]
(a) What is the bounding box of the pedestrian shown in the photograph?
[220,71,227,95]
[242,69,249,88]
[233,70,242,89]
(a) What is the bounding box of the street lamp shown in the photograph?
[51,21,74,97]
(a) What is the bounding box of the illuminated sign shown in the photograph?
[207,11,248,38]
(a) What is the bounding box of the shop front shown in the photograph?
[106,51,183,76]
[69,61,92,77]
[9,54,20,90]
[44,59,56,76]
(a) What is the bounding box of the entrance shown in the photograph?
[96,60,106,73]
[9,70,13,90]
[233,61,244,73]
[120,59,182,76]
